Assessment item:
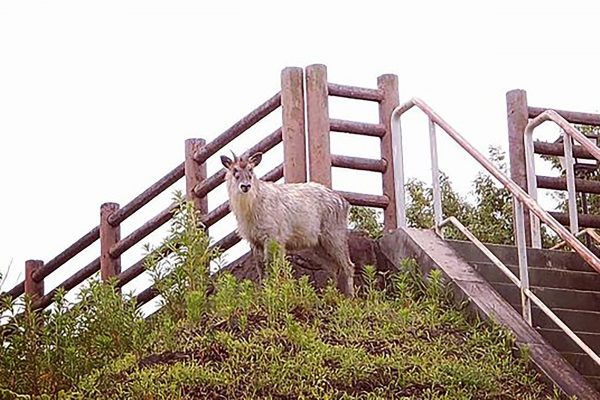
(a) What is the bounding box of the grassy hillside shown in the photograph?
[0,199,563,399]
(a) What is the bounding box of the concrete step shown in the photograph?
[584,376,600,393]
[385,228,600,399]
[562,352,600,378]
[447,240,596,273]
[473,262,600,292]
[492,283,600,313]
[539,329,600,354]
[510,305,600,334]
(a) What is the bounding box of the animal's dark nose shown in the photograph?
[240,184,251,193]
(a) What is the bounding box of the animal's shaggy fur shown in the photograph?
[221,152,355,296]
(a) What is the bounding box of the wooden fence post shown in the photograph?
[100,202,121,281]
[378,74,400,231]
[507,89,531,245]
[281,67,307,183]
[185,138,209,215]
[306,64,332,187]
[24,259,44,300]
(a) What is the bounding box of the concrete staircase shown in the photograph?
[382,227,600,399]
[447,240,600,392]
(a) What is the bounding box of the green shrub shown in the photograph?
[0,282,148,396]
[144,192,221,323]
[64,247,559,399]
[0,194,563,399]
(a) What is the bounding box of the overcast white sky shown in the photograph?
[2,1,600,299]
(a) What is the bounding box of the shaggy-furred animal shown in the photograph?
[221,151,355,296]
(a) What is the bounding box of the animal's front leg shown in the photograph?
[250,243,265,282]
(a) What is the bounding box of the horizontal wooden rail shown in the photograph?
[549,212,600,229]
[327,83,383,102]
[203,202,230,228]
[200,167,282,229]
[116,164,284,293]
[135,169,287,306]
[529,106,600,127]
[135,285,159,307]
[193,93,281,164]
[116,257,148,289]
[193,128,283,198]
[533,141,595,159]
[7,163,186,296]
[537,175,600,194]
[195,170,226,199]
[7,93,285,307]
[258,163,284,182]
[15,162,185,292]
[108,163,185,226]
[197,164,286,231]
[337,191,389,208]
[329,119,386,138]
[116,246,173,289]
[331,154,387,173]
[111,136,285,266]
[34,258,100,310]
[211,231,242,253]
[195,165,283,245]
[31,226,100,283]
[109,204,175,258]
[135,230,243,308]
[5,282,24,299]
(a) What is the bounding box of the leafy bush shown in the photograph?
[62,249,559,399]
[349,206,383,239]
[0,194,562,399]
[144,192,221,322]
[0,282,149,396]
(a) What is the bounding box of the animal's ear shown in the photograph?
[220,155,233,169]
[249,152,263,167]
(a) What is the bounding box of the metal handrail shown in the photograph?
[390,98,600,366]
[440,217,600,367]
[550,227,600,251]
[391,98,600,275]
[525,110,600,247]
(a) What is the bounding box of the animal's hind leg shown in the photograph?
[319,233,355,297]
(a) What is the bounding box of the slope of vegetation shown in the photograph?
[0,197,563,399]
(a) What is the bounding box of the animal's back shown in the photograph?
[252,181,348,250]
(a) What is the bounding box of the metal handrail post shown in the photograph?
[391,108,407,227]
[523,129,542,248]
[562,133,579,234]
[440,216,600,366]
[429,118,443,233]
[514,199,532,325]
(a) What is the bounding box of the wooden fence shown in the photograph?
[3,64,399,310]
[506,90,600,239]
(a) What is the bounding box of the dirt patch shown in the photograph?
[138,351,190,368]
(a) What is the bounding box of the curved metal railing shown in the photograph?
[391,98,600,366]
[525,110,600,247]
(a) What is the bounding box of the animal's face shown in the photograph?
[220,152,263,195]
